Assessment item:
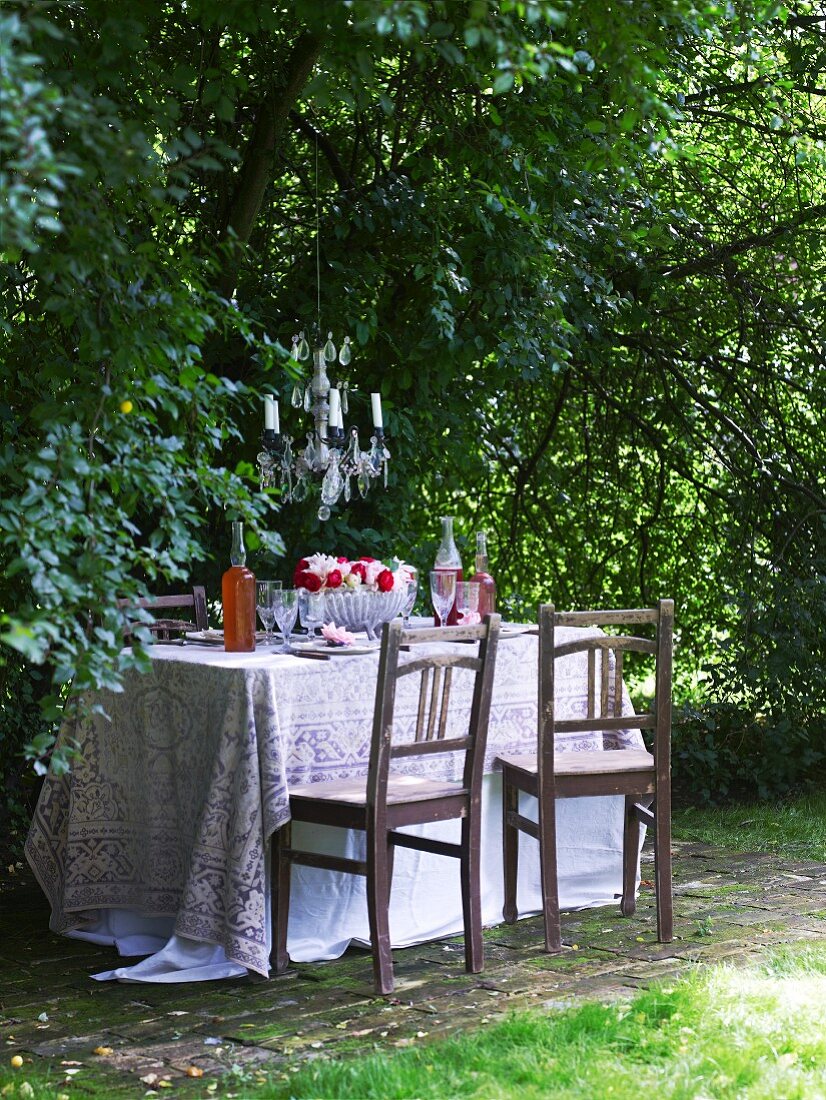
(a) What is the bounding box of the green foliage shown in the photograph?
[0,5,282,779]
[0,0,824,811]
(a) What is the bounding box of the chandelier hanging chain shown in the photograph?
[255,128,390,522]
[315,132,321,337]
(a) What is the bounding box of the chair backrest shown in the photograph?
[118,586,209,641]
[539,601,674,778]
[366,615,502,812]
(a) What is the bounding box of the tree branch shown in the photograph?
[218,31,324,292]
[659,204,826,278]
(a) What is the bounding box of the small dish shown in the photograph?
[290,639,378,657]
[185,629,224,643]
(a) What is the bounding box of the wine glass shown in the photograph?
[455,581,481,625]
[298,589,325,641]
[430,570,456,629]
[256,580,281,646]
[273,588,299,653]
[402,573,419,628]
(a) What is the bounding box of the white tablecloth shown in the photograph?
[26,626,641,982]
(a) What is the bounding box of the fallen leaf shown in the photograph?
[37,1013,49,1023]
[93,1046,114,1056]
[139,1073,158,1085]
[60,1060,83,1066]
[157,1081,173,1089]
[167,1011,188,1017]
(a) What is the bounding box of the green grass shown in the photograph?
[4,948,826,1100]
[250,943,826,1099]
[673,790,826,860]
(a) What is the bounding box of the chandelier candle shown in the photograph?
[371,393,383,428]
[263,396,280,434]
[328,387,342,429]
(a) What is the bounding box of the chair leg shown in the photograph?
[271,822,292,974]
[460,815,484,974]
[539,795,561,952]
[654,788,674,943]
[502,770,519,924]
[366,827,394,995]
[620,796,639,918]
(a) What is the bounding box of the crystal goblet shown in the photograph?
[429,569,456,629]
[455,581,481,625]
[256,580,281,645]
[273,588,299,653]
[298,589,325,640]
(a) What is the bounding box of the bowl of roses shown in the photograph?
[293,554,415,640]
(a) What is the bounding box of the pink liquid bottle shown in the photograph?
[433,515,463,626]
[469,530,496,617]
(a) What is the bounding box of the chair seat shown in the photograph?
[498,748,654,777]
[290,772,466,806]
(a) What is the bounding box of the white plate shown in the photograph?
[290,640,378,657]
[185,629,224,643]
[185,630,276,644]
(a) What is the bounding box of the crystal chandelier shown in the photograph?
[256,135,390,522]
[257,332,389,521]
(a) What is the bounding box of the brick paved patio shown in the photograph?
[2,838,825,1096]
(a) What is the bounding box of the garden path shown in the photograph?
[2,838,825,1096]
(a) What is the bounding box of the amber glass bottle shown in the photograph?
[469,530,496,617]
[222,521,256,652]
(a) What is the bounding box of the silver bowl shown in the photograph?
[322,588,406,640]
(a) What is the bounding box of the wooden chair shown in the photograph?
[272,614,502,995]
[118,586,209,641]
[497,600,674,951]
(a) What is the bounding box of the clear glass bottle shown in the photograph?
[222,521,256,652]
[432,515,463,626]
[469,530,496,617]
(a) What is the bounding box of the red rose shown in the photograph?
[326,569,343,589]
[377,569,394,593]
[336,556,349,564]
[359,556,376,563]
[297,558,309,569]
[302,572,321,593]
[349,562,366,582]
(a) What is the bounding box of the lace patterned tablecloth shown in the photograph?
[26,628,639,978]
